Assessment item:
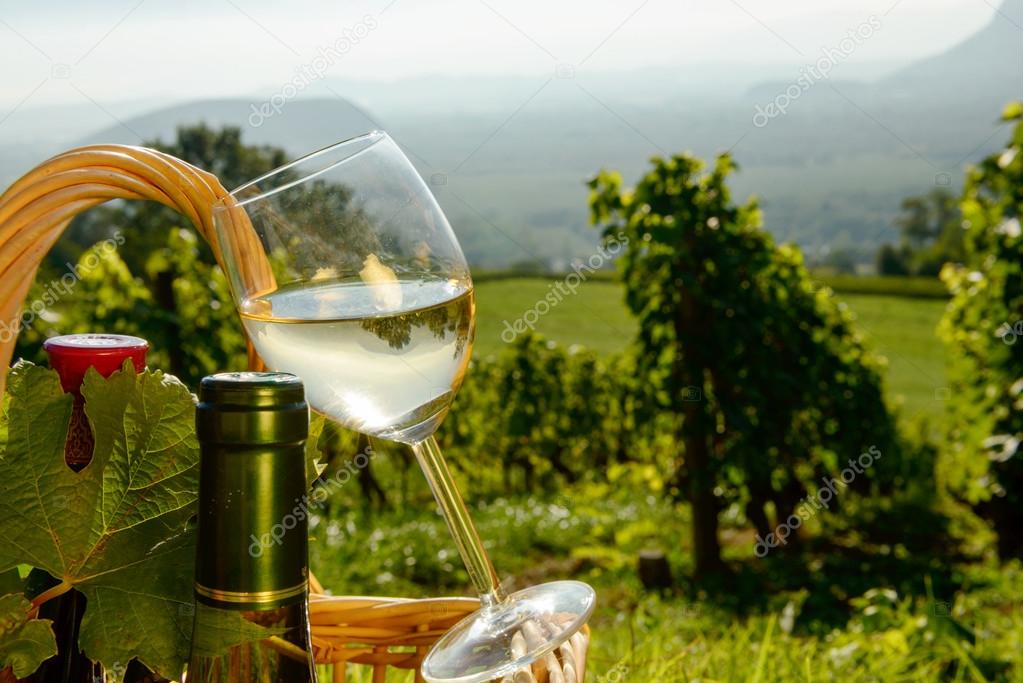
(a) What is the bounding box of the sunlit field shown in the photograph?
[474,277,948,419]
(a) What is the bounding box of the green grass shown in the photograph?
[474,270,950,299]
[585,588,1023,682]
[837,294,949,420]
[814,273,949,299]
[320,595,1021,682]
[473,278,636,357]
[474,277,948,419]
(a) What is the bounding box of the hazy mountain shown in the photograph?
[78,98,381,153]
[378,0,1023,265]
[882,0,1023,100]
[0,97,380,191]
[0,99,171,146]
[3,0,1021,269]
[326,63,813,117]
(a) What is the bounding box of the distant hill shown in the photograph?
[882,0,1023,100]
[79,98,381,154]
[746,0,1022,109]
[4,1,1020,270]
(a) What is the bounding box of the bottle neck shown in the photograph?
[191,440,314,679]
[194,440,309,605]
[191,372,314,681]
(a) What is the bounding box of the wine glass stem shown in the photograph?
[411,435,506,607]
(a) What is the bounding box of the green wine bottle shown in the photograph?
[187,372,317,683]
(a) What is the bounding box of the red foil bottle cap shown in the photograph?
[43,334,149,471]
[43,334,149,393]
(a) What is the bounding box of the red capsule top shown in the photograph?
[43,334,149,393]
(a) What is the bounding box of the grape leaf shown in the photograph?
[0,361,198,678]
[0,571,22,597]
[0,593,56,678]
[188,602,286,659]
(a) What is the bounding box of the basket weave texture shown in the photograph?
[0,144,591,682]
[308,578,590,681]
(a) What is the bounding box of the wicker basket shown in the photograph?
[309,575,590,682]
[0,144,591,682]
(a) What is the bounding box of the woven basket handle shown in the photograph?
[0,144,272,393]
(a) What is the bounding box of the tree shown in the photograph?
[439,332,630,494]
[61,124,290,277]
[877,188,964,276]
[588,153,897,577]
[19,125,289,385]
[818,247,860,275]
[939,102,1023,558]
[15,225,249,387]
[876,243,911,276]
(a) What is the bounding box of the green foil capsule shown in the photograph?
[189,372,318,683]
[194,372,310,610]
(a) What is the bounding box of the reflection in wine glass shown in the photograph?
[213,132,595,682]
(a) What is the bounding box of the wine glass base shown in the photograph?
[420,580,596,683]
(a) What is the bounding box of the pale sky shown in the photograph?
[0,0,1003,110]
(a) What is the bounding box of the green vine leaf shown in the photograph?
[0,593,56,678]
[0,361,199,678]
[188,602,286,659]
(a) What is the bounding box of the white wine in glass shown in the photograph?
[213,131,595,683]
[240,276,474,443]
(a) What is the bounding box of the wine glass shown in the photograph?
[212,131,595,683]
